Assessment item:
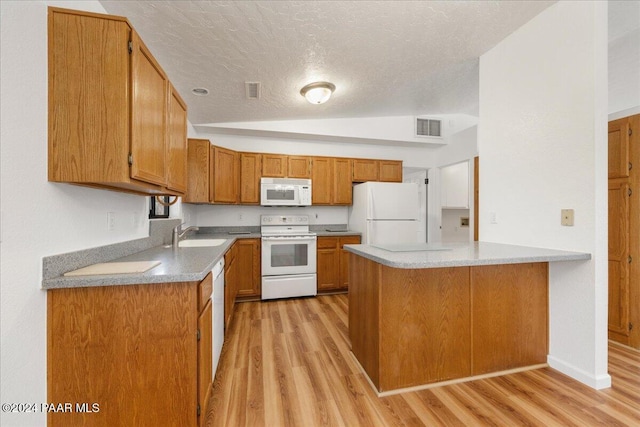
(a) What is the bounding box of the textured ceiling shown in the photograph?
[99,1,555,125]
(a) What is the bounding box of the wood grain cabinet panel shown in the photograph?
[47,280,212,426]
[48,8,186,196]
[288,156,312,178]
[185,139,211,203]
[352,159,379,182]
[609,180,630,337]
[333,158,353,204]
[262,154,288,177]
[236,239,261,299]
[471,263,548,375]
[318,236,360,292]
[311,157,333,205]
[379,160,403,182]
[166,84,188,193]
[240,153,262,204]
[211,146,239,204]
[609,119,631,179]
[349,254,549,392]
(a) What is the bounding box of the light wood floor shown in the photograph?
[205,294,640,427]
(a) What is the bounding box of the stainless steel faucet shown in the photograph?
[172,224,200,248]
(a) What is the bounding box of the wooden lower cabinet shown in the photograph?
[47,274,213,426]
[236,238,261,299]
[349,255,548,392]
[224,243,238,329]
[317,235,361,292]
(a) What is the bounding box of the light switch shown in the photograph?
[561,209,574,226]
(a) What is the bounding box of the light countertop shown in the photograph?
[344,241,591,269]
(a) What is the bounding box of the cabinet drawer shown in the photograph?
[340,236,361,247]
[318,237,338,249]
[198,272,213,311]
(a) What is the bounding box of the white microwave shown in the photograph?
[260,178,312,206]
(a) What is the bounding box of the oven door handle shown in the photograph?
[261,236,316,241]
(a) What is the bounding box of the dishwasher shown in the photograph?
[212,258,225,379]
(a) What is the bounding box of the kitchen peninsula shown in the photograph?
[345,242,590,394]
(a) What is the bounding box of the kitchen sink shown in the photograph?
[178,239,226,248]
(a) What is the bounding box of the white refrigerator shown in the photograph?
[348,182,420,245]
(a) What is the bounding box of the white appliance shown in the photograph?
[212,258,225,378]
[260,178,312,206]
[348,182,420,245]
[261,214,317,300]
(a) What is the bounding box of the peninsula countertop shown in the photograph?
[344,241,591,269]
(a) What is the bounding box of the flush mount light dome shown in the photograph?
[300,81,336,104]
[191,87,209,96]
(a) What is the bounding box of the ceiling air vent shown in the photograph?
[415,117,442,138]
[245,82,261,100]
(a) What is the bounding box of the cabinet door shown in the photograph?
[262,154,288,177]
[131,30,168,186]
[608,118,631,179]
[197,299,212,423]
[609,180,630,337]
[312,157,333,204]
[379,160,403,182]
[236,239,261,298]
[48,9,131,184]
[317,238,340,291]
[240,153,262,204]
[166,84,188,193]
[185,139,210,203]
[211,146,238,204]
[353,159,379,182]
[288,156,312,178]
[333,158,353,204]
[339,236,361,288]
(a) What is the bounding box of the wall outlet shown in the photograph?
[107,212,115,231]
[489,212,497,224]
[238,213,243,221]
[561,209,574,226]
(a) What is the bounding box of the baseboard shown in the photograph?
[547,355,612,390]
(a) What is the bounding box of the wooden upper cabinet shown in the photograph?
[240,153,262,204]
[311,157,333,204]
[262,154,288,177]
[379,160,403,182]
[185,139,210,203]
[333,158,353,204]
[352,159,380,182]
[609,118,631,179]
[130,30,168,187]
[47,7,186,196]
[166,84,188,193]
[288,156,312,178]
[211,146,239,204]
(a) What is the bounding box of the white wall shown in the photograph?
[608,3,640,117]
[0,2,155,425]
[479,1,609,389]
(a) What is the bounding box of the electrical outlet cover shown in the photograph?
[561,209,574,226]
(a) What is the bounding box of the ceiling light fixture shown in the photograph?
[191,87,209,96]
[300,81,336,104]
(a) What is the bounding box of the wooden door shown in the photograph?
[333,158,353,204]
[236,239,261,298]
[130,30,168,186]
[311,157,333,204]
[352,159,379,182]
[240,153,262,204]
[609,180,630,337]
[166,84,188,193]
[211,146,238,203]
[379,160,403,182]
[262,154,287,177]
[288,156,312,178]
[185,139,210,203]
